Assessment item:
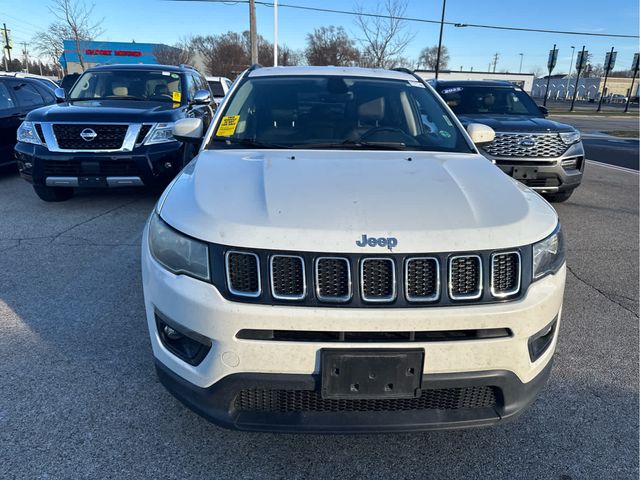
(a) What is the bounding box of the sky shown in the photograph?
[2,0,639,73]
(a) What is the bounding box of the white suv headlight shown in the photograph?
[532,224,566,280]
[148,213,210,280]
[559,130,581,145]
[17,121,43,145]
[145,122,177,145]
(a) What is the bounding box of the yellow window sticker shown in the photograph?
[172,91,181,102]
[216,115,240,137]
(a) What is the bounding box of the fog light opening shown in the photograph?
[528,317,558,362]
[164,162,173,169]
[155,310,212,366]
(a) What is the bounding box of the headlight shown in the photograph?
[148,213,210,280]
[17,121,42,145]
[144,123,176,145]
[532,224,566,280]
[559,130,581,145]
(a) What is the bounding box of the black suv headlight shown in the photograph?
[148,213,210,281]
[17,121,43,145]
[532,223,565,280]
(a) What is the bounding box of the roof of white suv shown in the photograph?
[247,66,417,81]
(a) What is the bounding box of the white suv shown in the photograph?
[142,66,566,433]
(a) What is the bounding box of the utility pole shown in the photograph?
[597,47,617,113]
[543,44,558,107]
[519,53,523,73]
[249,0,258,65]
[273,0,278,66]
[2,24,12,71]
[624,53,639,113]
[570,46,587,112]
[21,42,28,73]
[566,46,575,100]
[492,53,499,73]
[434,0,446,79]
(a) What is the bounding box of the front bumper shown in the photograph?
[14,141,185,188]
[483,142,585,194]
[142,229,565,432]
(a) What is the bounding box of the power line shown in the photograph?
[166,0,640,39]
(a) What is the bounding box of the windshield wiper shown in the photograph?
[294,140,408,151]
[210,137,290,149]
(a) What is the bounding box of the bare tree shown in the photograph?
[354,0,413,69]
[49,0,103,71]
[418,45,449,71]
[192,32,248,78]
[33,22,74,75]
[153,38,194,66]
[305,26,360,66]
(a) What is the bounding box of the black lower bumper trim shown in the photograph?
[155,359,554,433]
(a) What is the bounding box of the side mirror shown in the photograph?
[191,89,211,105]
[466,123,495,147]
[173,118,204,144]
[538,105,549,117]
[54,87,66,103]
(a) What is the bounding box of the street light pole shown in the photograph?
[273,0,278,66]
[624,53,639,114]
[566,46,575,100]
[570,46,586,112]
[249,0,258,65]
[597,47,616,113]
[434,0,446,79]
[519,53,523,73]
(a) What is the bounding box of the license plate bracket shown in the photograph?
[320,349,424,400]
[513,166,539,180]
[78,176,108,187]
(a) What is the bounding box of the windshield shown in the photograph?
[207,75,472,152]
[208,80,225,97]
[69,70,183,102]
[437,85,542,116]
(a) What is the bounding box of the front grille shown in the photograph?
[449,256,482,300]
[235,386,498,413]
[316,257,352,302]
[225,251,261,297]
[491,252,521,297]
[52,124,128,150]
[361,258,396,302]
[483,133,568,158]
[43,160,139,177]
[270,255,305,300]
[405,257,439,302]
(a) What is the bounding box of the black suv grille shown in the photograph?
[235,386,498,413]
[226,251,260,297]
[449,256,482,300]
[491,252,520,296]
[361,258,395,302]
[406,258,439,302]
[316,258,351,301]
[43,160,139,177]
[53,124,128,150]
[270,255,305,299]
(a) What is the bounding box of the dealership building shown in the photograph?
[532,75,639,101]
[60,40,165,74]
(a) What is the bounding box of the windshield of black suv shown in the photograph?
[207,75,473,152]
[208,80,225,97]
[437,85,542,116]
[69,70,183,103]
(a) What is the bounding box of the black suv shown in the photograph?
[15,64,213,201]
[1,75,57,168]
[432,80,584,202]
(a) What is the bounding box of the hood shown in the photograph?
[159,150,558,253]
[27,100,185,123]
[457,114,575,133]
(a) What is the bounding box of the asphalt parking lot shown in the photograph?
[0,163,638,479]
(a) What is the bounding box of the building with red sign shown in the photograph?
[60,40,168,74]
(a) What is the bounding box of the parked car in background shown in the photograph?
[0,75,57,167]
[60,73,81,95]
[15,63,213,201]
[205,76,232,105]
[0,72,60,92]
[142,66,566,433]
[432,80,585,202]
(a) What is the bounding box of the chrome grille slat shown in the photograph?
[270,255,306,300]
[482,133,568,158]
[491,251,521,298]
[225,251,261,298]
[361,258,396,303]
[315,257,352,303]
[449,256,483,300]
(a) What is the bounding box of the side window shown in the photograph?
[36,85,56,104]
[185,74,197,101]
[198,75,210,93]
[0,81,16,111]
[11,81,45,108]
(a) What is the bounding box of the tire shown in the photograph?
[33,185,75,202]
[544,190,573,203]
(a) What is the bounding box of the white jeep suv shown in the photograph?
[141,66,566,433]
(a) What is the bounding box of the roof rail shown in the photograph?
[392,67,430,87]
[179,64,197,71]
[247,64,263,72]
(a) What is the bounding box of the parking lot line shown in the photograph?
[586,159,639,174]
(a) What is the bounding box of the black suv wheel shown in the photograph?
[33,185,75,202]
